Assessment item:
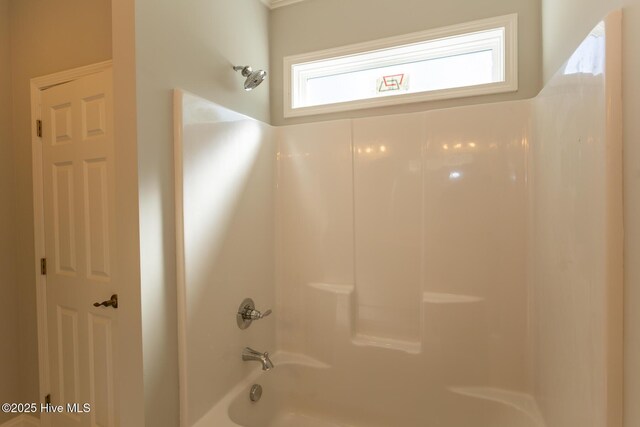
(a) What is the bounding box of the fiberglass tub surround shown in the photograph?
[174,94,277,426]
[529,17,623,427]
[275,104,532,426]
[174,12,622,427]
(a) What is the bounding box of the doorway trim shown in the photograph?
[30,60,113,427]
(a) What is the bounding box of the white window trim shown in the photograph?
[283,14,518,118]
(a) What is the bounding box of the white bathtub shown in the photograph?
[192,352,544,427]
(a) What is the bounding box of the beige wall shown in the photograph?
[542,0,628,81]
[541,1,640,426]
[112,0,146,424]
[269,0,542,125]
[134,0,270,425]
[0,0,19,424]
[9,0,112,406]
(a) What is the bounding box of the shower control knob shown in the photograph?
[246,308,271,320]
[237,298,272,329]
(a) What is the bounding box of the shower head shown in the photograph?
[233,65,267,91]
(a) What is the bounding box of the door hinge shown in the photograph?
[36,119,42,138]
[40,258,47,275]
[45,394,51,405]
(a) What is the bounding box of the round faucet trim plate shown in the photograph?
[250,384,263,402]
[237,298,255,329]
[237,298,272,329]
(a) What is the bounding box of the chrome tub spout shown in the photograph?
[242,347,274,371]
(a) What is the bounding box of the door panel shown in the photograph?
[42,69,117,427]
[88,313,114,427]
[56,307,80,407]
[83,158,111,281]
[52,162,77,275]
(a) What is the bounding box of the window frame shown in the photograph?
[283,14,518,118]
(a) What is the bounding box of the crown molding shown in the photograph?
[261,0,308,9]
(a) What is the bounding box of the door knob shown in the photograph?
[93,294,118,309]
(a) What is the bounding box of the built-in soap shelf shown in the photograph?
[422,292,484,304]
[308,282,354,294]
[305,282,484,356]
[352,333,421,354]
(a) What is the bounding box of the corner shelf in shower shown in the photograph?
[303,282,487,358]
[422,292,484,304]
[352,333,421,354]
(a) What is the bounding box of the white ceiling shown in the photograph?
[261,0,309,9]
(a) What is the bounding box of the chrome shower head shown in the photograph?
[233,65,267,91]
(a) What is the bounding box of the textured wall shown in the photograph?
[269,0,541,125]
[8,0,112,408]
[134,1,271,425]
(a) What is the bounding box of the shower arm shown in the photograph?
[233,65,252,76]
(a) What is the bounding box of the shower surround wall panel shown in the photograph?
[275,103,533,425]
[529,14,623,427]
[353,113,424,345]
[423,103,529,390]
[278,104,529,356]
[274,121,354,356]
[174,91,276,427]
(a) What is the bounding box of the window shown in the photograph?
[284,14,518,118]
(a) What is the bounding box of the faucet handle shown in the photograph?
[259,309,272,319]
[237,298,272,329]
[245,308,271,320]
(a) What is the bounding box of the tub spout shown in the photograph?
[242,347,274,371]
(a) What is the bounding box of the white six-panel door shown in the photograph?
[41,69,117,427]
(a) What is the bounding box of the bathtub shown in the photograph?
[192,352,544,427]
